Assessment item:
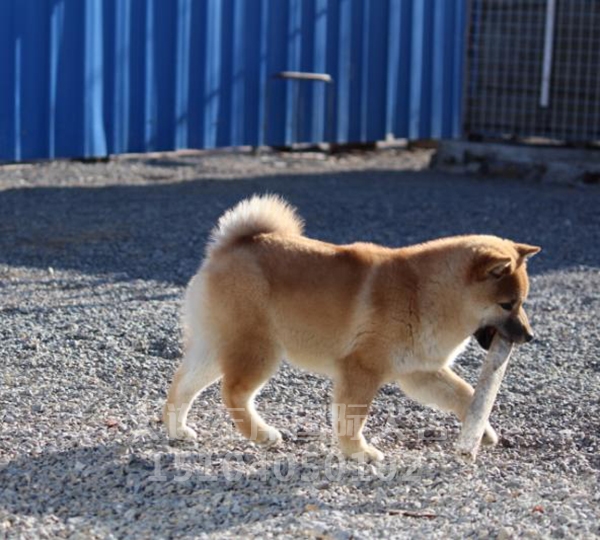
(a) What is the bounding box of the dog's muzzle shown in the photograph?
[474,321,534,350]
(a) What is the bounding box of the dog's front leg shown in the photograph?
[397,367,499,445]
[332,357,384,462]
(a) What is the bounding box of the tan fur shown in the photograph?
[163,195,540,461]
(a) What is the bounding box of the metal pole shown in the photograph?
[540,0,557,108]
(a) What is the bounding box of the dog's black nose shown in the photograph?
[524,330,534,343]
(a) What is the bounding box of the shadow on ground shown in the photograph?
[0,441,371,537]
[0,169,597,283]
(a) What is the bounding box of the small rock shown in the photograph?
[497,527,514,540]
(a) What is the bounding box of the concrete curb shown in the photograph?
[433,141,600,186]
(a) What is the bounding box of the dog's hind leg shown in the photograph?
[221,339,282,446]
[163,339,221,440]
[397,367,498,445]
[332,355,384,462]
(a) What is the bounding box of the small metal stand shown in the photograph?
[262,71,335,151]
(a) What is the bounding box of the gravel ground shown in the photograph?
[0,148,599,539]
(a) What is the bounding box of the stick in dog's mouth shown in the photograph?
[457,334,514,461]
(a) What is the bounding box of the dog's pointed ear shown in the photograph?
[514,243,541,262]
[471,253,513,281]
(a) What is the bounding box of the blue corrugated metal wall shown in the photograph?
[0,0,466,162]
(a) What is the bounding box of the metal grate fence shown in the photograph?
[465,0,600,143]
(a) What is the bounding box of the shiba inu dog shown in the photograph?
[164,195,540,461]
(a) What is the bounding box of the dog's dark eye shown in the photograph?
[499,302,514,311]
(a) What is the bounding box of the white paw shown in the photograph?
[346,444,385,463]
[254,427,282,447]
[168,425,197,441]
[482,423,498,446]
[362,445,385,462]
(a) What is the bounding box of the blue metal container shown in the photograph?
[0,0,466,162]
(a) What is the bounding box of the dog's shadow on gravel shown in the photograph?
[1,170,597,284]
[0,442,336,536]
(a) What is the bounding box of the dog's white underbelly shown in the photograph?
[276,327,350,377]
[284,350,338,377]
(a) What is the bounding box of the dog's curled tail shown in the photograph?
[207,194,304,254]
